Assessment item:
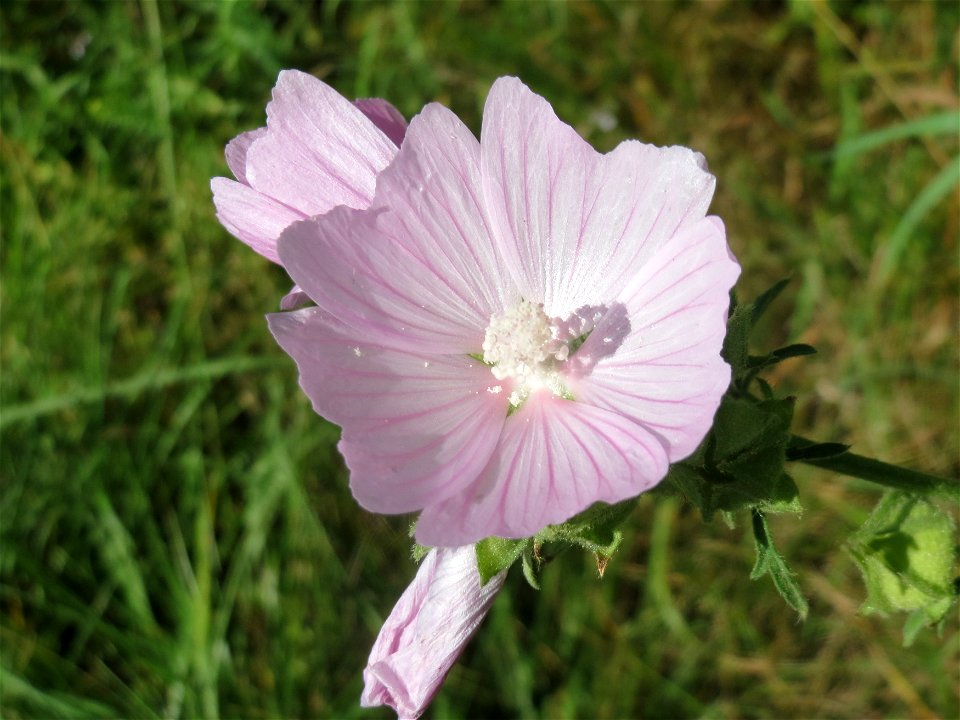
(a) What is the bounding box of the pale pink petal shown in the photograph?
[415,394,668,546]
[224,127,266,184]
[354,98,408,148]
[279,284,310,310]
[277,104,510,354]
[568,216,740,462]
[480,76,716,318]
[268,307,506,513]
[245,69,397,216]
[210,177,305,264]
[362,546,506,720]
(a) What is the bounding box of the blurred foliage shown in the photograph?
[1,1,957,718]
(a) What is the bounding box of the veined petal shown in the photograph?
[354,97,408,148]
[268,308,506,513]
[480,76,715,318]
[277,103,510,354]
[362,547,506,720]
[568,216,740,461]
[245,69,397,216]
[415,395,668,546]
[373,103,512,323]
[210,177,305,264]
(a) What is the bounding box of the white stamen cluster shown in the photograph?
[482,299,569,407]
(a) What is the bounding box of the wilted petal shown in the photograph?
[481,76,715,317]
[268,307,506,513]
[416,394,668,546]
[569,216,740,461]
[362,546,506,720]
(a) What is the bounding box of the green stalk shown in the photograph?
[790,435,958,499]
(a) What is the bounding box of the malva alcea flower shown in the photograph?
[268,76,740,547]
[361,546,505,719]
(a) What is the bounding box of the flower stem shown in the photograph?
[789,435,959,499]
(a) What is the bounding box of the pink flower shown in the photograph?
[269,76,740,546]
[210,70,407,307]
[361,546,505,719]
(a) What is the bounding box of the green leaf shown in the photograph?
[721,302,751,377]
[750,277,791,326]
[785,439,850,462]
[750,510,809,619]
[665,397,800,518]
[771,343,816,360]
[848,491,957,627]
[475,537,528,585]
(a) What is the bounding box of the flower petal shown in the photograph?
[277,103,510,354]
[279,284,310,310]
[481,76,716,317]
[568,216,740,462]
[362,546,506,720]
[224,127,266,185]
[415,394,668,546]
[245,69,398,216]
[354,97,408,148]
[268,307,506,513]
[210,177,305,264]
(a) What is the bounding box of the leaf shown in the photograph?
[750,510,809,619]
[666,397,800,518]
[750,277,791,326]
[475,537,528,585]
[771,343,817,360]
[785,439,850,462]
[721,302,751,377]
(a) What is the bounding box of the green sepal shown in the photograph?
[475,536,528,585]
[847,491,957,633]
[411,543,431,563]
[750,509,809,619]
[537,498,637,557]
[521,543,541,590]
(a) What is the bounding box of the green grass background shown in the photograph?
[2,1,957,718]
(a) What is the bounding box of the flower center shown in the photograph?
[481,299,570,407]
